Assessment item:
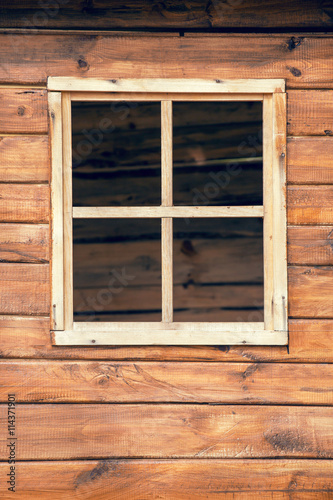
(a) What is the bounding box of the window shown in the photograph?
[48,78,287,346]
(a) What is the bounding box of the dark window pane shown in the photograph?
[173,101,262,206]
[173,218,263,322]
[73,219,161,321]
[72,102,161,206]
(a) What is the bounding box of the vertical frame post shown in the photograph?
[263,94,274,331]
[49,91,64,330]
[161,101,173,323]
[272,92,288,331]
[62,92,73,331]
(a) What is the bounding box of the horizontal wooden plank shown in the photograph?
[0,89,48,133]
[1,1,332,29]
[288,90,333,136]
[0,224,49,263]
[71,91,264,101]
[54,326,286,347]
[0,317,332,362]
[0,135,49,182]
[0,35,333,87]
[0,459,332,499]
[288,226,333,265]
[0,184,49,222]
[48,77,284,93]
[73,206,264,218]
[0,404,331,459]
[1,360,332,404]
[0,264,49,315]
[287,186,333,225]
[287,137,333,184]
[289,266,333,318]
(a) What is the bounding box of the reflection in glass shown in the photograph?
[173,218,264,322]
[72,101,161,206]
[173,101,263,206]
[73,219,161,322]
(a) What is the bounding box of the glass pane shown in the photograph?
[173,101,262,206]
[173,218,263,322]
[73,219,161,321]
[72,101,161,206]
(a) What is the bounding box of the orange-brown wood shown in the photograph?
[1,1,332,29]
[287,186,333,225]
[0,264,49,315]
[287,137,333,184]
[289,266,333,318]
[0,89,48,133]
[288,90,333,136]
[0,459,332,499]
[0,25,332,499]
[0,224,49,263]
[0,360,332,404]
[0,135,49,182]
[288,226,333,265]
[0,316,332,362]
[0,184,49,223]
[0,35,332,88]
[0,404,331,459]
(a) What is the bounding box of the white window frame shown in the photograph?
[48,77,287,346]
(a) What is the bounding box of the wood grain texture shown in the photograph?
[73,206,264,218]
[1,0,332,28]
[0,404,332,459]
[0,317,332,361]
[288,90,333,136]
[289,266,333,318]
[288,226,333,265]
[0,89,47,133]
[49,91,64,330]
[0,184,49,223]
[0,264,49,315]
[0,223,49,263]
[0,459,332,499]
[0,35,333,87]
[0,360,332,404]
[48,77,284,93]
[287,186,333,225]
[287,137,333,184]
[0,135,49,182]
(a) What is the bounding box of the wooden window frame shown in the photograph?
[48,77,287,346]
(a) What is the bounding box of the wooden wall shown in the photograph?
[0,5,333,497]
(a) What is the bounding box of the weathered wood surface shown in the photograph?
[1,1,332,29]
[288,90,333,136]
[0,264,49,315]
[288,226,333,265]
[0,179,329,227]
[0,404,332,459]
[287,186,333,225]
[0,89,48,133]
[0,459,332,499]
[0,184,49,223]
[0,316,332,362]
[0,135,49,182]
[2,263,327,319]
[287,137,333,184]
[289,266,333,318]
[1,360,332,404]
[1,35,333,87]
[0,224,49,263]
